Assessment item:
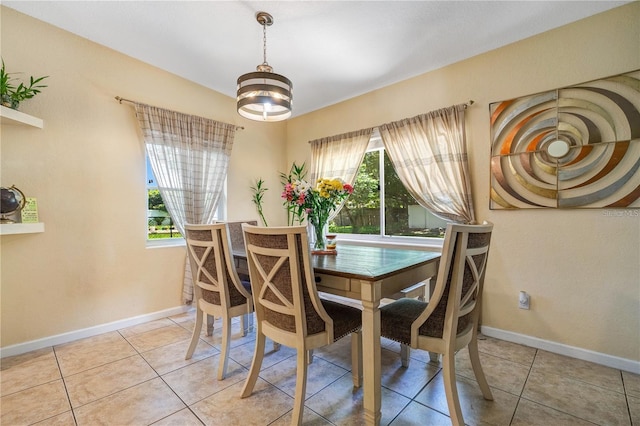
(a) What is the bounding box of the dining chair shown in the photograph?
[240,224,363,426]
[380,222,494,426]
[224,219,257,281]
[184,222,253,380]
[389,279,430,366]
[224,219,284,351]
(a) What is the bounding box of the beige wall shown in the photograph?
[0,7,287,347]
[286,3,640,361]
[1,4,639,363]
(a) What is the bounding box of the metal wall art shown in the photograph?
[490,70,640,209]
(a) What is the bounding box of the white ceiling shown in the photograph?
[3,1,630,117]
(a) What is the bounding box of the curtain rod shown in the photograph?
[115,96,244,130]
[307,100,475,143]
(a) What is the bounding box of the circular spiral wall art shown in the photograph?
[490,70,640,209]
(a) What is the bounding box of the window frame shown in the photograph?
[332,132,446,250]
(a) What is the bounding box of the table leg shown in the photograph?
[206,314,214,336]
[360,279,382,426]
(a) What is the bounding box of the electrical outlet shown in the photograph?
[519,291,530,310]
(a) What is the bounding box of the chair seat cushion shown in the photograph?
[380,298,470,345]
[321,300,362,341]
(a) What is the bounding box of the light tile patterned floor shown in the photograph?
[1,307,638,425]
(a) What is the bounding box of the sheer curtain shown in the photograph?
[310,128,374,220]
[379,104,475,223]
[134,103,236,303]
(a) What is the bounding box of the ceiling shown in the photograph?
[3,1,630,117]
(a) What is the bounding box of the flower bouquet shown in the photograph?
[282,170,353,251]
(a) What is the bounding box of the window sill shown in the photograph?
[146,238,186,249]
[334,234,443,251]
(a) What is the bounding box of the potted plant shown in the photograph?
[0,60,16,108]
[0,59,48,110]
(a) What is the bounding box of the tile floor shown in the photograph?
[1,306,639,425]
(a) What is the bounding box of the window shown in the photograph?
[147,157,182,241]
[331,134,449,243]
[145,156,226,244]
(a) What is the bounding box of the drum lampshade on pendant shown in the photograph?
[237,12,293,122]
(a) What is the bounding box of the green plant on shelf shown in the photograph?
[1,59,48,110]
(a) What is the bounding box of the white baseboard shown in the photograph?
[0,305,190,359]
[481,326,640,375]
[3,309,637,375]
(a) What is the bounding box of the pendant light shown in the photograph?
[237,12,293,122]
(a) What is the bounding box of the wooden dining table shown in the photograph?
[234,243,440,425]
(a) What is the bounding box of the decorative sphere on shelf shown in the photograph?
[1,185,26,223]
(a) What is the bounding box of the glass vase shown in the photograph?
[312,221,327,251]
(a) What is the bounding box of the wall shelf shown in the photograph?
[1,106,45,236]
[0,105,44,128]
[0,222,45,235]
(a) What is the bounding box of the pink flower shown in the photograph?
[343,183,354,194]
[282,183,296,201]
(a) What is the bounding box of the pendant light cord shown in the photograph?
[262,22,268,66]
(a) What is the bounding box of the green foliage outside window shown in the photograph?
[147,189,181,239]
[333,149,447,238]
[148,189,165,211]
